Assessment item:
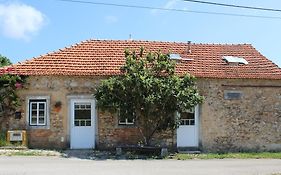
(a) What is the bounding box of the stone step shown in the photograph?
[178,150,201,154]
[177,147,201,154]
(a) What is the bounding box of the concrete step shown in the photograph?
[178,150,201,154]
[177,147,201,154]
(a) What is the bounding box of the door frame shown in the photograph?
[67,95,97,149]
[176,105,200,147]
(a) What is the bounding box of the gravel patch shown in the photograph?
[0,149,62,156]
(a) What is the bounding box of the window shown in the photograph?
[222,56,248,65]
[74,103,91,126]
[224,91,243,100]
[118,108,135,125]
[169,53,194,61]
[29,99,47,126]
[180,108,195,126]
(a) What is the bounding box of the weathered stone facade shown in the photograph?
[97,110,175,149]
[0,76,100,148]
[1,76,280,152]
[197,78,281,152]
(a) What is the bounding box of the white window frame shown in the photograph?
[26,96,50,129]
[29,100,47,126]
[178,108,196,126]
[118,109,135,125]
[73,102,92,127]
[118,118,135,125]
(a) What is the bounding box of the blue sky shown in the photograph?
[0,0,281,67]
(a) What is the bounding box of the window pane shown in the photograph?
[74,110,91,120]
[80,121,86,126]
[39,103,45,110]
[31,117,37,124]
[127,118,134,123]
[31,111,37,117]
[74,121,79,126]
[39,111,45,117]
[31,103,37,110]
[181,112,195,120]
[180,110,195,125]
[190,119,195,125]
[38,117,45,124]
[86,121,91,126]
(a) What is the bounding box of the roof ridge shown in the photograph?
[15,39,253,66]
[85,38,252,46]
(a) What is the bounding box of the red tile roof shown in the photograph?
[1,39,281,79]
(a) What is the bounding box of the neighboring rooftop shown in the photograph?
[1,39,281,79]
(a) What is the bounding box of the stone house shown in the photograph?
[1,39,281,152]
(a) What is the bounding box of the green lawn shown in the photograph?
[173,152,281,160]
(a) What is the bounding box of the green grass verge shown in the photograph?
[174,152,281,160]
[0,131,9,147]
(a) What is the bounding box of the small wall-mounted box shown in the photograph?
[7,130,27,147]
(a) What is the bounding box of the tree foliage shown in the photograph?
[0,55,12,67]
[0,55,25,116]
[94,48,203,145]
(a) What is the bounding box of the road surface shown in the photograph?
[0,156,280,175]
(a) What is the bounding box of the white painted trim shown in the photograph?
[29,101,47,126]
[68,95,96,149]
[194,105,199,147]
[26,96,50,129]
[176,105,199,147]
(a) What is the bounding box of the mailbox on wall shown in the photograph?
[7,130,27,147]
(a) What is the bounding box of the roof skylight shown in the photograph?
[169,54,194,61]
[223,56,248,65]
[169,54,181,60]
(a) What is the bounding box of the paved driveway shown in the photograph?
[0,156,280,175]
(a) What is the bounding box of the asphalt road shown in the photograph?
[0,156,280,175]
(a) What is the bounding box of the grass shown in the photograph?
[173,152,281,160]
[0,131,9,147]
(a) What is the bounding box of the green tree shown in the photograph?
[94,48,203,146]
[0,55,12,67]
[0,55,24,116]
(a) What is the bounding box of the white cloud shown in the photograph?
[104,15,118,24]
[151,0,179,14]
[0,2,46,40]
[163,0,178,9]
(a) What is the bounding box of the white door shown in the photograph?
[177,106,199,147]
[70,99,95,149]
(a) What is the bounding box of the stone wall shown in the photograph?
[1,75,280,152]
[0,75,174,149]
[197,78,281,152]
[97,111,175,149]
[0,76,100,148]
